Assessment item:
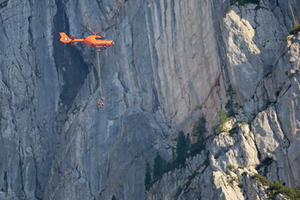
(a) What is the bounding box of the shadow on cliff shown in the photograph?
[53,0,89,110]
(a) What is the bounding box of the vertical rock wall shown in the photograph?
[0,0,90,199]
[223,0,300,189]
[0,0,61,199]
[43,0,229,199]
[0,0,299,199]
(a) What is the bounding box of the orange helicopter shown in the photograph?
[59,22,115,51]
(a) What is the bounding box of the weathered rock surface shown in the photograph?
[0,0,299,199]
[0,0,62,199]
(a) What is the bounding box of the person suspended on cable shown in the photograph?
[97,99,105,108]
[97,96,105,108]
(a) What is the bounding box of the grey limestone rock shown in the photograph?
[0,0,300,199]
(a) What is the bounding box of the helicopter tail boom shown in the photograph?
[59,32,72,43]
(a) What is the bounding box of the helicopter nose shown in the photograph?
[111,41,115,45]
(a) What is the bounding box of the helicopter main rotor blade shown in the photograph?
[79,22,96,35]
[97,23,116,35]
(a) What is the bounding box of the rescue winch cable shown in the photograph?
[96,50,105,108]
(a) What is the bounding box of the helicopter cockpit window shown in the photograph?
[95,37,104,40]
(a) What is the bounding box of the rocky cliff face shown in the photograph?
[0,0,61,199]
[0,0,299,199]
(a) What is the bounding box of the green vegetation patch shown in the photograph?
[269,181,300,200]
[289,21,300,35]
[251,173,300,199]
[230,0,259,6]
[195,117,207,140]
[251,173,269,186]
[228,164,236,172]
[145,124,210,190]
[215,109,233,134]
[144,162,152,190]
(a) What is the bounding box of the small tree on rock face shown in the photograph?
[175,131,190,167]
[196,117,207,140]
[145,162,152,190]
[219,109,227,125]
[153,152,164,181]
[189,117,208,157]
[289,21,300,35]
[216,109,228,134]
[225,84,237,117]
[225,99,235,117]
